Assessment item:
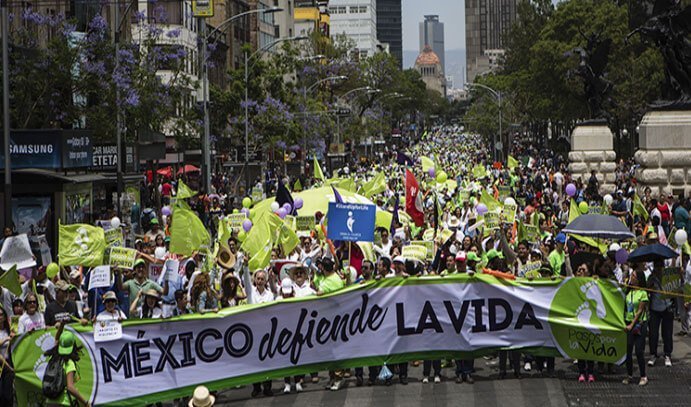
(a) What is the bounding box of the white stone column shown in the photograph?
[568,123,616,194]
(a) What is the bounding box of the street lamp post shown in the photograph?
[243,35,308,192]
[467,83,502,162]
[334,87,380,146]
[199,7,283,195]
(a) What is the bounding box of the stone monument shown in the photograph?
[566,32,617,193]
[630,1,691,196]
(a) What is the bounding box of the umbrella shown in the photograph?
[252,186,408,230]
[562,214,634,240]
[177,164,200,175]
[627,243,678,263]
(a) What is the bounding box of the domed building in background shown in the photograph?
[414,45,446,96]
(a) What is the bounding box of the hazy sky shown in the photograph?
[402,0,466,51]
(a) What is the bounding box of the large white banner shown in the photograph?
[13,276,626,406]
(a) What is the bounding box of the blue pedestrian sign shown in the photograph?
[327,202,376,242]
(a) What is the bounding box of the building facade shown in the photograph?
[329,0,379,59]
[419,15,445,75]
[376,0,402,68]
[465,0,517,83]
[414,45,445,96]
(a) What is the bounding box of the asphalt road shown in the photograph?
[172,320,691,407]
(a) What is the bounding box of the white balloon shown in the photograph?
[270,201,280,212]
[154,246,167,260]
[504,197,516,206]
[675,229,688,246]
[110,216,121,229]
[604,194,613,206]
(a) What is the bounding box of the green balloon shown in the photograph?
[233,208,239,214]
[46,263,60,279]
[436,171,448,184]
[578,201,589,214]
[242,197,252,208]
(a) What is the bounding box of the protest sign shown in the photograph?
[518,261,542,278]
[0,234,36,270]
[227,213,247,229]
[37,235,52,266]
[497,186,511,202]
[284,215,296,230]
[296,215,315,231]
[411,240,435,260]
[148,263,164,282]
[13,276,626,406]
[94,320,123,343]
[457,190,470,204]
[108,247,137,269]
[522,224,539,242]
[661,267,683,299]
[163,259,180,282]
[251,187,263,204]
[484,212,500,231]
[502,203,517,224]
[327,202,376,242]
[88,266,112,290]
[105,228,123,247]
[401,245,428,263]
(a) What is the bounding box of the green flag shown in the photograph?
[361,171,386,198]
[633,193,649,221]
[217,217,232,249]
[472,164,487,180]
[327,177,356,192]
[58,223,106,267]
[480,189,501,213]
[293,178,303,192]
[278,221,300,256]
[241,212,278,271]
[508,155,518,170]
[313,157,325,181]
[0,265,22,296]
[421,156,435,172]
[177,179,196,200]
[169,201,211,256]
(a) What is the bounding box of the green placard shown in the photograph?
[402,245,427,263]
[228,213,247,229]
[502,203,517,224]
[458,190,470,204]
[522,224,539,242]
[109,247,137,269]
[484,212,500,230]
[518,261,542,278]
[105,228,123,247]
[661,267,683,299]
[498,186,511,202]
[296,215,315,231]
[411,240,435,260]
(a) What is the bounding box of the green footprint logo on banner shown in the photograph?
[548,278,626,364]
[13,328,96,406]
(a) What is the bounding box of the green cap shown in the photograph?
[134,258,146,268]
[486,249,504,261]
[150,218,159,225]
[466,252,481,262]
[58,332,76,356]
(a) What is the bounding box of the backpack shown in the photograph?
[42,354,66,399]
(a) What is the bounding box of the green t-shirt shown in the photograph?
[548,250,565,275]
[625,289,648,323]
[46,358,79,405]
[319,273,344,294]
[123,279,162,307]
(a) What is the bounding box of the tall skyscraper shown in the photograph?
[376,0,402,68]
[465,0,518,83]
[419,15,445,75]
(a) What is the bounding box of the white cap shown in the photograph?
[280,278,293,295]
[392,255,406,264]
[608,243,621,252]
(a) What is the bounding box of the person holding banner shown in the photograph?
[190,273,219,314]
[219,274,246,308]
[249,269,275,398]
[45,280,84,327]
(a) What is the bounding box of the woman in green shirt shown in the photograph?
[623,268,648,386]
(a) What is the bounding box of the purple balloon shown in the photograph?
[565,183,576,197]
[277,208,287,219]
[615,248,629,265]
[283,203,292,213]
[476,203,488,215]
[294,197,304,210]
[428,168,435,178]
[240,208,250,216]
[242,219,253,232]
[161,206,171,216]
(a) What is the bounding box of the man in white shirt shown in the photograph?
[250,269,274,397]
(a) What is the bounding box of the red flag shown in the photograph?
[405,169,425,226]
